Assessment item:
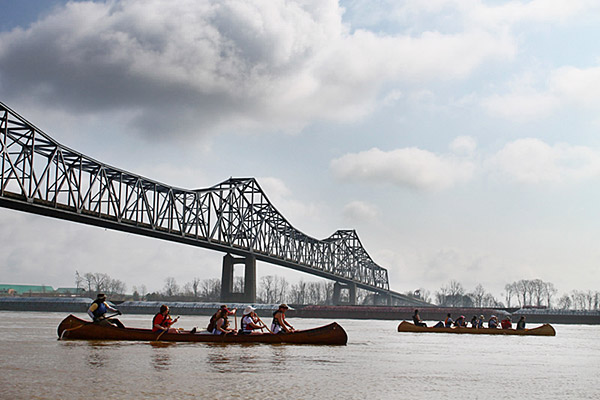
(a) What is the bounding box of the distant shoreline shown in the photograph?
[1,297,599,324]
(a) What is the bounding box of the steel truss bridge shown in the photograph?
[0,102,424,304]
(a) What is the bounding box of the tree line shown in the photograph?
[76,271,599,310]
[407,278,600,311]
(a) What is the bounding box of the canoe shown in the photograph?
[397,321,556,336]
[57,315,348,345]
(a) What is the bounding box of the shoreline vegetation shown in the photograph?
[3,273,599,312]
[1,297,599,324]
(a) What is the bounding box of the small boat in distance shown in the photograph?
[57,315,348,345]
[397,321,556,336]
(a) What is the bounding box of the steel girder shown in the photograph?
[0,102,390,292]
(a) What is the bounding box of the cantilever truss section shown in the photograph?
[0,102,389,292]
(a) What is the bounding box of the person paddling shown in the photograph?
[87,293,124,328]
[152,304,180,334]
[516,316,526,330]
[444,313,454,328]
[271,304,295,333]
[207,305,236,333]
[240,306,263,334]
[212,308,236,335]
[412,309,426,327]
[501,316,512,329]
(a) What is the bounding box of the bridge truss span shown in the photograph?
[0,102,390,293]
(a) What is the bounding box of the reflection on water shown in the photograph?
[87,349,108,369]
[269,345,289,369]
[204,343,289,373]
[85,342,122,369]
[150,342,176,371]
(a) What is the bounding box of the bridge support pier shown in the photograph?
[374,293,393,306]
[333,282,357,306]
[220,253,256,303]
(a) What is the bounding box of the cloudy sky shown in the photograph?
[2,0,600,300]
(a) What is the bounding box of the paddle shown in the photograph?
[99,312,121,321]
[256,315,274,334]
[155,314,179,341]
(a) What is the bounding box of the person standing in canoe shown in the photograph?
[240,306,263,334]
[87,293,125,328]
[271,304,295,333]
[152,304,180,334]
[516,316,526,330]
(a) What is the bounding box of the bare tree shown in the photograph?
[289,280,308,304]
[436,281,470,306]
[544,282,557,308]
[163,277,179,297]
[558,294,571,310]
[233,276,244,293]
[258,275,289,303]
[75,271,84,292]
[530,279,546,307]
[107,278,126,295]
[191,277,201,298]
[504,282,516,308]
[200,278,220,301]
[470,284,487,307]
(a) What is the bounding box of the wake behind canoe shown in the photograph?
[397,321,556,336]
[57,315,348,345]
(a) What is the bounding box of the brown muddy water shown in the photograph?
[1,311,599,399]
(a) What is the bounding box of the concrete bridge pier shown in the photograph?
[220,253,256,303]
[333,282,357,305]
[374,293,393,306]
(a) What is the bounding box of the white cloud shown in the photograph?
[331,137,600,190]
[550,65,600,105]
[0,0,514,139]
[330,146,475,191]
[482,92,560,122]
[482,64,600,121]
[488,138,600,183]
[257,176,328,236]
[450,136,477,156]
[342,201,379,222]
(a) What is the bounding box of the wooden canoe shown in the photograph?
[57,315,348,345]
[397,321,556,336]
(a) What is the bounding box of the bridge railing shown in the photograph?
[0,102,389,291]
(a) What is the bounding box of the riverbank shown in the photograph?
[1,297,599,324]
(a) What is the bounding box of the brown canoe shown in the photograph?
[57,314,348,345]
[397,321,556,336]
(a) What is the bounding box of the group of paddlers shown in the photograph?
[412,309,526,330]
[87,293,296,335]
[201,303,295,335]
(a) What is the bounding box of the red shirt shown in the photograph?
[152,313,171,332]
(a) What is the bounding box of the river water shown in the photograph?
[1,311,599,399]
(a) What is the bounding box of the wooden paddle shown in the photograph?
[256,316,274,334]
[99,312,121,321]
